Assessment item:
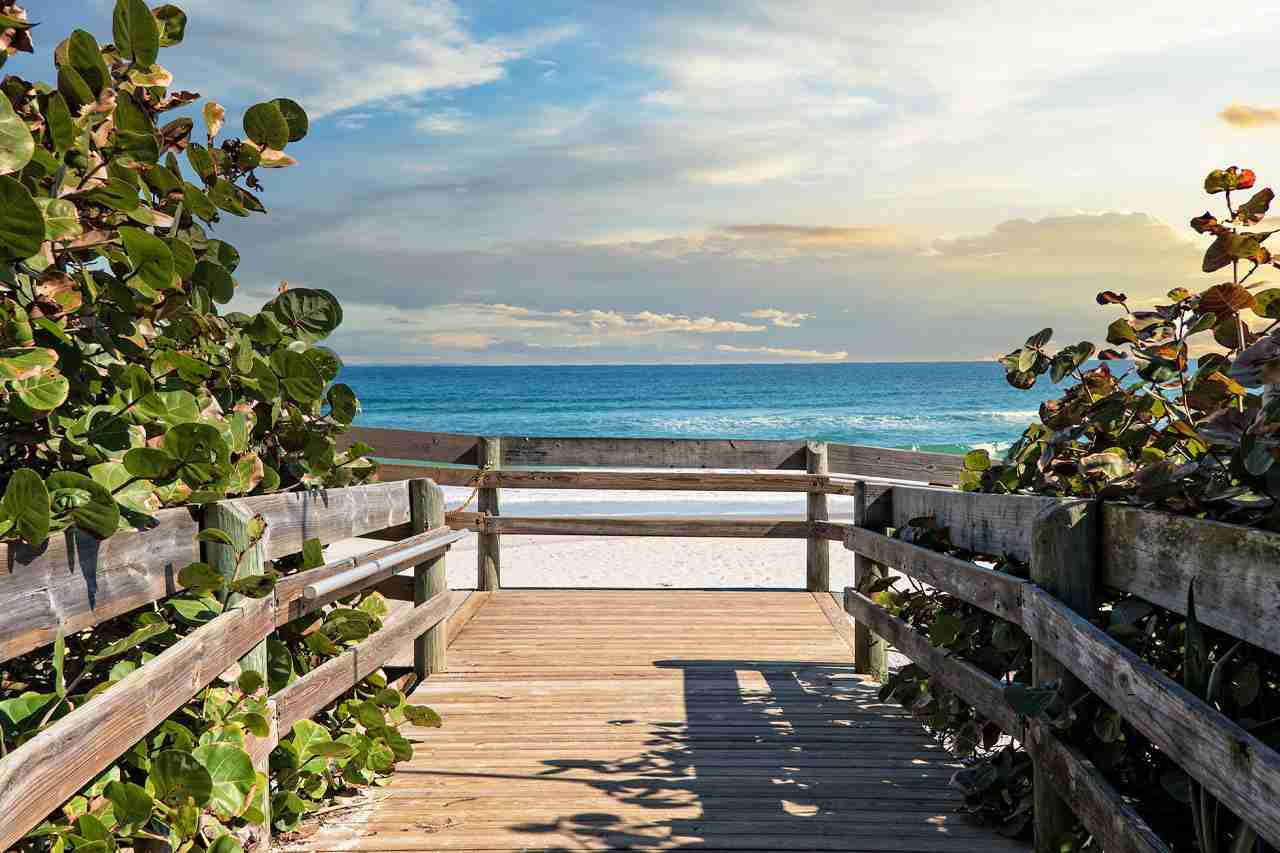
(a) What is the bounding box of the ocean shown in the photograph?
[341,362,1061,518]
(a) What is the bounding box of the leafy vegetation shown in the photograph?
[0,4,436,851]
[870,168,1280,851]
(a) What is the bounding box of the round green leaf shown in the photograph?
[67,30,110,96]
[206,239,241,271]
[272,98,309,142]
[4,469,50,544]
[208,178,248,217]
[119,226,176,293]
[34,198,82,241]
[192,259,235,303]
[242,101,289,150]
[0,90,35,175]
[267,637,294,692]
[327,383,358,425]
[962,449,991,472]
[271,348,324,402]
[305,346,343,382]
[46,471,120,538]
[186,143,215,182]
[151,750,213,807]
[153,4,188,46]
[163,423,230,488]
[403,704,443,728]
[113,0,161,67]
[14,371,70,411]
[45,93,76,154]
[80,177,140,211]
[191,743,255,819]
[177,561,224,591]
[1253,288,1280,320]
[271,288,343,340]
[0,346,57,381]
[0,175,45,261]
[104,780,153,828]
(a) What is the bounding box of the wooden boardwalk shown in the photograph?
[288,590,1029,852]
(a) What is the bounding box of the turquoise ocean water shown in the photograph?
[343,361,1062,456]
[342,362,1068,519]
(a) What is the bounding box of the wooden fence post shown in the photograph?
[849,480,888,680]
[478,437,502,591]
[806,441,829,592]
[412,479,448,681]
[1030,500,1100,853]
[202,500,270,849]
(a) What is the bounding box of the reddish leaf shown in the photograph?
[1200,282,1256,316]
[1190,212,1224,235]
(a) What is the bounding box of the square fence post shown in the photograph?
[1030,500,1100,853]
[806,441,830,592]
[412,479,448,681]
[850,479,888,680]
[478,437,502,591]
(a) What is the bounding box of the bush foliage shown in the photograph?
[0,5,433,852]
[871,168,1280,852]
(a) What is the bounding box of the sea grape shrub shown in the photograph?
[881,170,1280,850]
[0,0,376,551]
[975,165,1280,526]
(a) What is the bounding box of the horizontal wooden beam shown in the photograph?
[275,589,466,731]
[379,467,861,494]
[843,589,1169,853]
[237,481,412,561]
[1102,505,1280,656]
[883,485,1060,562]
[0,508,200,663]
[500,435,809,470]
[0,597,276,851]
[844,526,1028,623]
[828,443,963,485]
[340,427,480,465]
[1021,588,1280,848]
[446,514,812,539]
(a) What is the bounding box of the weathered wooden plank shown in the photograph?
[850,482,888,680]
[340,427,480,465]
[275,590,465,731]
[845,526,1028,622]
[446,590,491,647]
[0,508,199,663]
[447,514,813,538]
[1102,504,1280,656]
[1021,588,1280,848]
[379,467,858,494]
[0,597,275,851]
[811,592,856,658]
[477,437,501,591]
[888,485,1059,561]
[237,481,411,560]
[373,463,477,486]
[413,480,449,679]
[1031,501,1099,853]
[829,443,963,484]
[806,442,830,592]
[501,435,809,469]
[843,588,1168,853]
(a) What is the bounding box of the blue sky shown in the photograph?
[9,1,1280,362]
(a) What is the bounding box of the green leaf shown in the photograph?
[0,346,57,380]
[163,422,230,488]
[272,98,309,143]
[67,30,110,96]
[962,449,990,472]
[47,471,120,538]
[208,178,248,216]
[13,371,70,411]
[267,637,294,692]
[80,178,140,212]
[86,621,168,662]
[302,536,324,569]
[186,143,216,183]
[1253,288,1280,319]
[150,750,213,807]
[124,446,176,479]
[35,198,82,241]
[192,259,235,303]
[228,574,275,598]
[154,4,188,46]
[1003,682,1058,718]
[0,88,34,175]
[197,527,236,546]
[4,468,50,543]
[103,781,153,828]
[119,226,175,293]
[403,704,443,728]
[290,719,333,764]
[237,669,264,695]
[271,348,324,403]
[113,0,161,66]
[191,743,255,819]
[0,175,45,260]
[272,288,343,341]
[242,102,290,150]
[177,561,224,592]
[182,181,218,221]
[0,691,56,735]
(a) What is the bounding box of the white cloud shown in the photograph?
[743,308,813,328]
[416,109,469,134]
[716,344,848,362]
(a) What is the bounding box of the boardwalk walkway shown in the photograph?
[288,590,1029,852]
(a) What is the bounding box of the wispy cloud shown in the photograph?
[716,344,848,362]
[743,308,813,328]
[1219,103,1280,128]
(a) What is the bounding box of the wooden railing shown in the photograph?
[0,478,473,851]
[349,427,1280,853]
[4,426,1278,853]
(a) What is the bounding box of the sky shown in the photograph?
[10,0,1280,363]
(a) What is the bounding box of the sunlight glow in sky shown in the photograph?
[12,1,1280,362]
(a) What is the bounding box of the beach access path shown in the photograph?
[282,588,1028,852]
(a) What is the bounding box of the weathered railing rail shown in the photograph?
[818,483,1280,853]
[0,478,470,851]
